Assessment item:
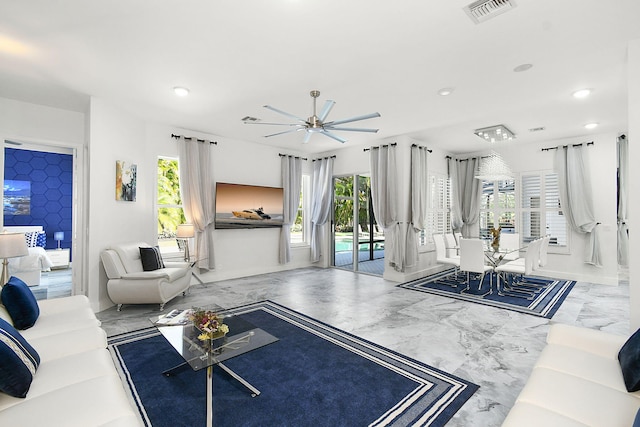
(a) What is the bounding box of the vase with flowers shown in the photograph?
[188,308,229,351]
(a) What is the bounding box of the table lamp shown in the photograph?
[176,224,195,262]
[54,231,64,249]
[0,233,29,285]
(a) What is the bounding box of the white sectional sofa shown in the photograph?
[503,323,640,427]
[0,294,141,426]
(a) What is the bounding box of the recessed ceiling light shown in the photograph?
[437,87,454,96]
[584,122,599,130]
[572,89,592,99]
[173,86,190,97]
[513,63,533,72]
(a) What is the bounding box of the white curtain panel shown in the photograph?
[448,158,464,231]
[279,155,302,264]
[617,135,629,266]
[310,157,334,262]
[177,137,215,270]
[555,144,602,266]
[370,144,403,271]
[407,145,429,267]
[451,157,481,237]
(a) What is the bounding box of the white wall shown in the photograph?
[628,39,640,331]
[87,98,153,311]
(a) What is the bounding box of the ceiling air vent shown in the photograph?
[464,0,517,24]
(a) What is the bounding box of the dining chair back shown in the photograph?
[459,238,493,291]
[538,235,551,267]
[500,233,520,261]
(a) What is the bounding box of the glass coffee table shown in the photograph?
[151,310,278,427]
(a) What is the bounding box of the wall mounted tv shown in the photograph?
[215,182,284,229]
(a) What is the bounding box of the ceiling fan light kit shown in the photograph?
[244,90,380,144]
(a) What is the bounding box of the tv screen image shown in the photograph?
[215,182,284,229]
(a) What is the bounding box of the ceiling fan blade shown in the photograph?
[263,105,308,124]
[245,121,305,127]
[323,126,379,133]
[321,131,347,144]
[302,132,312,144]
[264,128,304,138]
[324,112,381,127]
[317,100,336,122]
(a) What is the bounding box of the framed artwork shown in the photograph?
[3,179,30,215]
[116,161,137,201]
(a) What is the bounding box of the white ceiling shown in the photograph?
[1,0,639,154]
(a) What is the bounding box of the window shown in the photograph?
[290,175,310,245]
[157,157,186,252]
[479,179,516,239]
[421,173,451,245]
[521,172,567,248]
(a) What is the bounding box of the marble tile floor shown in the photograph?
[30,268,72,300]
[96,266,630,427]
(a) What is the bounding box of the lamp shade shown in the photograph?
[54,231,64,241]
[0,233,29,259]
[176,224,195,238]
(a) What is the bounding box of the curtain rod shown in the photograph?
[541,141,593,152]
[312,155,336,162]
[171,133,218,145]
[363,142,397,152]
[278,153,308,161]
[411,144,432,153]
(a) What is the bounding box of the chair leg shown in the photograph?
[159,303,166,311]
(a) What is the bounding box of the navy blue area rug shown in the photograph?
[398,269,575,318]
[108,301,478,427]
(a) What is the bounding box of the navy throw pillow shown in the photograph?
[0,318,40,398]
[618,328,640,392]
[0,276,40,330]
[140,246,165,271]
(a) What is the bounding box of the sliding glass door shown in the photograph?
[332,175,384,275]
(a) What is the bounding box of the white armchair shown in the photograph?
[100,242,192,311]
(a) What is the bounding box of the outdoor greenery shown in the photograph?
[157,158,185,238]
[334,176,372,233]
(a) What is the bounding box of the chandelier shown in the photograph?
[475,151,514,181]
[474,124,515,142]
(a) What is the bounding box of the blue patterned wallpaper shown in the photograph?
[3,147,73,259]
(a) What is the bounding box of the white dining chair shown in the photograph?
[495,238,543,299]
[499,232,520,261]
[459,238,493,294]
[433,234,460,273]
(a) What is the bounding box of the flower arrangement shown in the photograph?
[188,308,229,342]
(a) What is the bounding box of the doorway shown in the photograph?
[2,141,78,300]
[332,174,385,275]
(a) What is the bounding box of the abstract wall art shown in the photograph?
[116,160,137,202]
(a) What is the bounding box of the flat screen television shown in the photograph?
[215,182,284,229]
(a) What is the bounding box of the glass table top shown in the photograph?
[151,311,279,371]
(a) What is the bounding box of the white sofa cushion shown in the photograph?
[28,327,107,362]
[0,375,141,426]
[514,367,640,426]
[0,348,117,411]
[113,242,149,274]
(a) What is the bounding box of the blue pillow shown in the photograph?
[36,232,46,248]
[634,407,640,427]
[0,318,40,398]
[618,328,640,392]
[0,276,40,330]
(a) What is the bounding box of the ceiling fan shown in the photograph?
[244,90,381,144]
